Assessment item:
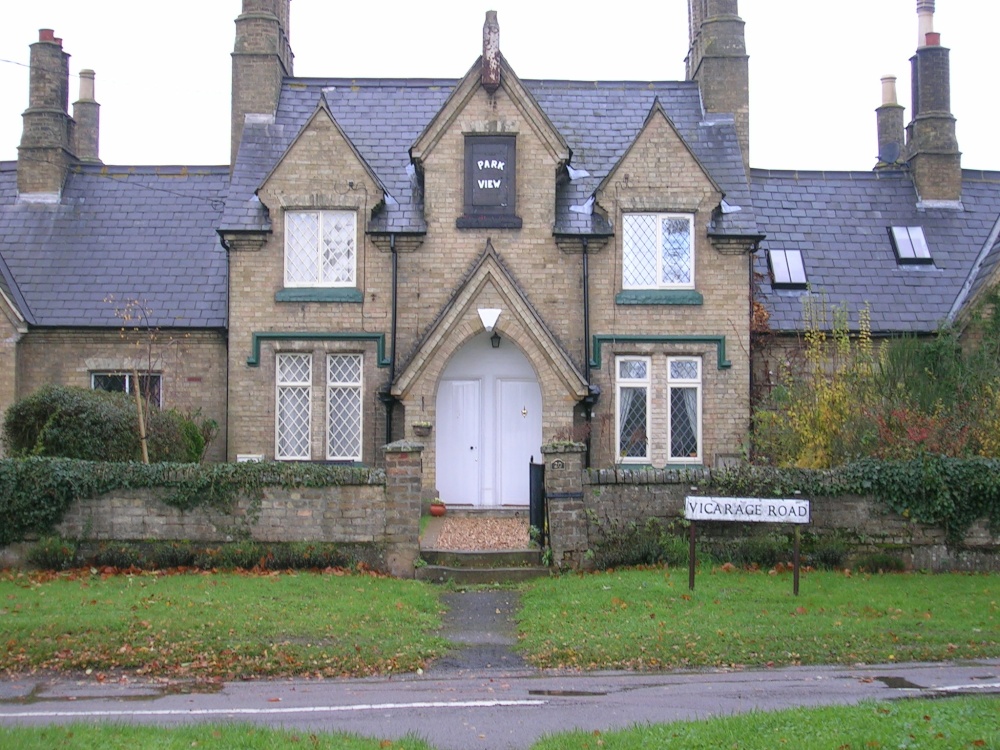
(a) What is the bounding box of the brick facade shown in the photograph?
[15,329,228,461]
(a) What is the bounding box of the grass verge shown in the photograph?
[0,724,434,749]
[517,569,1000,669]
[532,696,999,749]
[0,570,447,679]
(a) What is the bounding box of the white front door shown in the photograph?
[435,379,481,505]
[497,379,543,505]
[435,332,542,507]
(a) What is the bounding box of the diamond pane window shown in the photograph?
[768,249,808,289]
[622,213,694,289]
[889,226,932,265]
[92,372,162,408]
[276,353,311,460]
[616,356,650,463]
[285,210,357,286]
[327,354,363,461]
[667,357,701,462]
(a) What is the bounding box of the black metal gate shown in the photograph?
[529,457,546,548]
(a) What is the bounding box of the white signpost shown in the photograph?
[684,496,812,594]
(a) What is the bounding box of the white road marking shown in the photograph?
[0,699,546,720]
[932,682,1000,692]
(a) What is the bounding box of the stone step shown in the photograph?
[415,564,550,585]
[420,548,542,568]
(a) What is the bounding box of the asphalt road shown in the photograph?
[2,661,999,748]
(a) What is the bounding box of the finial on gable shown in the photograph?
[482,11,501,93]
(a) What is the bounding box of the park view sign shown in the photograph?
[685,496,811,524]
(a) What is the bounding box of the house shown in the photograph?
[0,1,994,509]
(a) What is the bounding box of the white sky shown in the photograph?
[0,1,995,171]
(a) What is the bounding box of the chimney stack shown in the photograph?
[875,75,905,168]
[482,11,501,94]
[72,69,101,164]
[906,0,961,205]
[231,0,294,168]
[17,29,74,199]
[685,0,750,175]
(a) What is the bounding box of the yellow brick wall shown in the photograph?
[226,80,751,474]
[15,329,228,461]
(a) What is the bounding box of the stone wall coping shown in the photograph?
[383,440,425,454]
[541,442,586,455]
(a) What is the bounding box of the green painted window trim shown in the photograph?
[247,332,389,367]
[615,290,703,305]
[590,334,731,370]
[275,288,363,303]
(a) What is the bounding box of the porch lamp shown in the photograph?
[478,307,502,348]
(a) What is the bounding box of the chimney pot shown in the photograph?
[880,75,898,105]
[925,31,941,46]
[39,28,55,42]
[917,0,935,48]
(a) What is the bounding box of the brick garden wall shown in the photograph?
[542,444,1000,572]
[52,441,424,577]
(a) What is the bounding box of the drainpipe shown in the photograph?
[582,237,593,468]
[382,234,399,444]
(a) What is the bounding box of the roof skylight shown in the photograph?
[889,226,932,264]
[768,249,807,289]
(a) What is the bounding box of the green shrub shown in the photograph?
[854,551,906,573]
[92,543,148,569]
[265,542,351,570]
[26,537,77,570]
[3,386,140,461]
[2,386,216,463]
[807,533,851,570]
[148,541,195,568]
[710,534,790,569]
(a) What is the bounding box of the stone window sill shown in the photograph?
[275,288,363,303]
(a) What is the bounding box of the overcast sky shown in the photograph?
[0,1,995,172]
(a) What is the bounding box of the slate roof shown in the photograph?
[222,76,759,239]
[752,168,1000,334]
[0,162,229,328]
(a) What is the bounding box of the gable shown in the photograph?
[393,241,588,401]
[259,104,386,219]
[597,103,723,216]
[411,56,570,169]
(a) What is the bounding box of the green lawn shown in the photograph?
[0,724,434,749]
[0,570,447,679]
[0,697,995,749]
[531,696,999,749]
[516,568,1000,669]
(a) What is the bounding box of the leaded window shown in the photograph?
[285,210,357,286]
[616,356,650,463]
[327,354,363,461]
[276,353,312,460]
[668,357,701,462]
[622,213,694,289]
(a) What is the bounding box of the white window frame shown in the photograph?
[91,372,162,408]
[326,353,363,462]
[667,357,702,463]
[275,353,312,461]
[622,213,695,290]
[615,356,651,464]
[284,209,358,287]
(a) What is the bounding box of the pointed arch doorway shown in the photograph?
[435,332,542,507]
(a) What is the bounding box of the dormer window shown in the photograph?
[768,248,808,289]
[457,135,522,229]
[285,210,357,286]
[889,226,932,265]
